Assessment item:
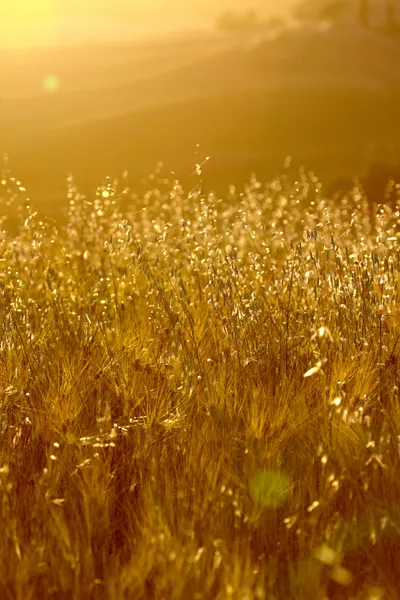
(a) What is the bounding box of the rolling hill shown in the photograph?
[2,21,400,213]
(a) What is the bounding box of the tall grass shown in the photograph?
[0,165,399,599]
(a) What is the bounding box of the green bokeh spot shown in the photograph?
[43,75,61,93]
[250,470,291,508]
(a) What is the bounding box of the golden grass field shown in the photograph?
[0,162,399,599]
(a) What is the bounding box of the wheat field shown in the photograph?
[0,165,399,599]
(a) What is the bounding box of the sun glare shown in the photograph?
[0,0,60,48]
[3,0,55,20]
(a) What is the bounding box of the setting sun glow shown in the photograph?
[3,0,57,20]
[1,0,60,48]
[0,0,292,48]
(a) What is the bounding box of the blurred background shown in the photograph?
[1,0,400,214]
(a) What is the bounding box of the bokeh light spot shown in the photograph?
[250,470,291,508]
[43,75,61,93]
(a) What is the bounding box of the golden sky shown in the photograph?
[1,1,292,48]
[3,0,291,20]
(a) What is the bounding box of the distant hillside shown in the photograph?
[3,16,400,213]
[294,0,400,27]
[7,87,400,215]
[251,19,400,89]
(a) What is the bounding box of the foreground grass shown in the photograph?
[0,168,399,599]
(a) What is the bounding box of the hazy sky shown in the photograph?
[1,1,294,48]
[3,0,293,20]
